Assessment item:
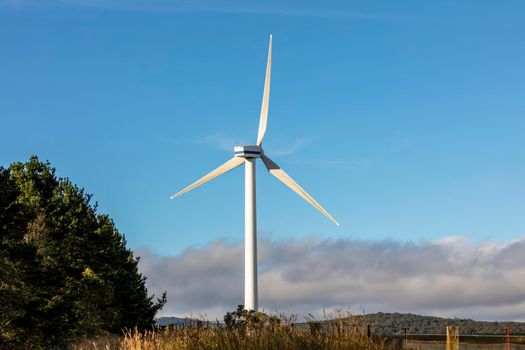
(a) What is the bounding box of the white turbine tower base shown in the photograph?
[244,157,257,311]
[170,35,339,312]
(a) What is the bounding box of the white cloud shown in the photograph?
[290,157,375,170]
[45,0,404,21]
[196,133,241,152]
[265,137,313,157]
[136,235,525,321]
[1,0,408,22]
[197,133,313,157]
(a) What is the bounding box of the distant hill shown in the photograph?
[156,317,193,327]
[156,317,217,327]
[157,312,525,335]
[357,312,525,335]
[156,312,525,335]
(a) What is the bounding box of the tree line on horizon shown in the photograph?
[360,312,525,335]
[156,311,525,336]
[0,156,166,348]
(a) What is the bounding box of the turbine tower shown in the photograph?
[170,35,338,311]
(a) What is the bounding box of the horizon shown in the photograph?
[154,311,525,324]
[1,0,524,322]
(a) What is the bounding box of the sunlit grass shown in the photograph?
[75,309,395,350]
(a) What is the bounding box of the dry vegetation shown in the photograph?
[75,309,396,350]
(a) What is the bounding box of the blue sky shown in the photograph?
[1,0,524,258]
[3,0,525,321]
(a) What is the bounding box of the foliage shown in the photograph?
[78,308,525,350]
[223,305,281,332]
[76,308,387,350]
[0,156,166,348]
[360,312,525,335]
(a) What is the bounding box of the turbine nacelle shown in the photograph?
[234,145,264,158]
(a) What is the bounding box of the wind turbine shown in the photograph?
[170,35,339,312]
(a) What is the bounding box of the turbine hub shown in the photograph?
[234,145,263,158]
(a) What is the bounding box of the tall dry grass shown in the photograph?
[75,310,396,350]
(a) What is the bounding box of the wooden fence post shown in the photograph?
[506,326,510,350]
[446,326,459,350]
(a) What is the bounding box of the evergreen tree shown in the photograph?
[0,156,166,348]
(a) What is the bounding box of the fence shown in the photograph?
[368,324,525,350]
[165,319,525,349]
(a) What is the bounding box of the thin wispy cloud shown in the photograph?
[197,133,313,157]
[265,137,313,157]
[137,235,525,321]
[291,157,375,171]
[0,0,40,7]
[196,133,245,152]
[3,0,408,21]
[0,0,57,7]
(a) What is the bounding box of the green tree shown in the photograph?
[0,156,166,348]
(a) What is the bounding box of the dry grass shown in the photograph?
[75,311,395,350]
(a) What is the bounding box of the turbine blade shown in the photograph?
[261,155,339,226]
[256,35,272,146]
[170,157,245,199]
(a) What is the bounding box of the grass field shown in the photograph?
[72,308,525,350]
[74,310,394,350]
